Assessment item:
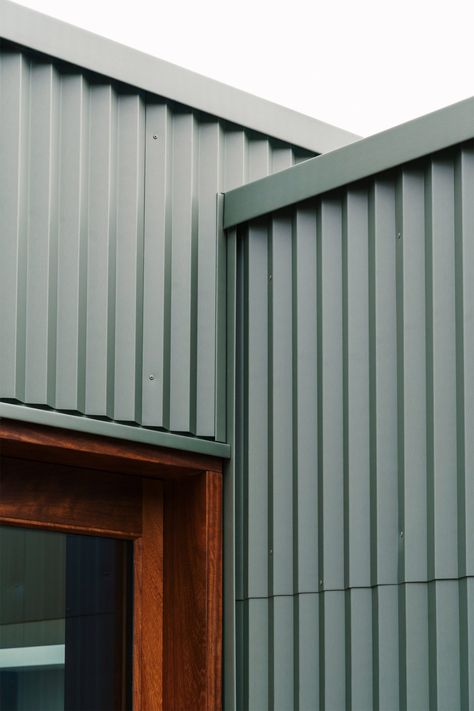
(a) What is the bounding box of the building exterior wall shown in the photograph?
[0,41,313,442]
[2,8,473,709]
[233,141,474,708]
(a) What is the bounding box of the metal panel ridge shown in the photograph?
[233,142,474,707]
[224,96,474,227]
[1,44,315,441]
[0,0,360,153]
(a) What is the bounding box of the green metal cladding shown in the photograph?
[229,140,474,709]
[0,39,314,446]
[2,2,474,709]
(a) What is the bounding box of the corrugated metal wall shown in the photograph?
[0,41,313,440]
[234,141,474,709]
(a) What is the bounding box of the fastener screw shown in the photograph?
[153,135,158,140]
[148,374,155,381]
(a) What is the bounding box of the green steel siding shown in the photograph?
[0,42,313,444]
[233,141,474,709]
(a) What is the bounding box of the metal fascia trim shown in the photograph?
[223,96,474,228]
[0,403,231,458]
[0,0,360,153]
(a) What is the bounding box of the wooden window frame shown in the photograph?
[0,419,223,711]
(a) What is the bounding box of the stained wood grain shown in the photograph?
[0,419,222,478]
[141,479,164,711]
[0,420,223,710]
[163,470,222,710]
[0,457,142,537]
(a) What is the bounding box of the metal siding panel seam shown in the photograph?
[141,102,169,428]
[397,167,429,583]
[455,146,474,578]
[214,192,227,443]
[246,599,269,711]
[294,207,319,594]
[245,224,269,599]
[371,180,399,586]
[344,189,371,589]
[269,214,294,596]
[84,83,117,416]
[434,580,461,709]
[349,588,373,711]
[271,596,294,710]
[320,198,344,592]
[25,61,59,405]
[427,158,458,581]
[295,594,320,710]
[0,51,28,399]
[323,590,346,710]
[55,73,87,411]
[113,93,145,422]
[223,128,247,192]
[196,121,222,437]
[169,112,196,432]
[247,134,271,182]
[224,229,238,711]
[271,143,294,173]
[376,585,400,710]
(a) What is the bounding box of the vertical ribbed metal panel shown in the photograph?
[235,140,474,708]
[0,42,313,439]
[237,582,474,711]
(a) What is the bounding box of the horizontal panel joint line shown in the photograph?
[235,574,474,601]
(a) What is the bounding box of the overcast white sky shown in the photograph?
[12,0,474,137]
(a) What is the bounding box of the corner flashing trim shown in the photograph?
[0,0,359,153]
[0,402,231,458]
[223,96,474,228]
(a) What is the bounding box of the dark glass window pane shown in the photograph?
[0,526,132,711]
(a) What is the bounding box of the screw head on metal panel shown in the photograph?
[269,274,272,280]
[400,530,404,538]
[397,232,401,240]
[319,579,323,587]
[148,374,156,381]
[153,135,158,140]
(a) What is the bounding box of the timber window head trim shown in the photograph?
[0,418,223,711]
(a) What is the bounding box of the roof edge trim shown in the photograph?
[0,0,360,153]
[223,96,474,228]
[0,402,231,458]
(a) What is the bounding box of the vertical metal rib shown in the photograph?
[113,93,145,422]
[235,142,474,708]
[0,51,29,400]
[320,197,344,592]
[1,45,315,435]
[429,158,458,580]
[196,120,223,436]
[293,207,318,594]
[24,61,59,405]
[269,214,294,597]
[55,73,88,412]
[85,83,117,416]
[141,102,169,427]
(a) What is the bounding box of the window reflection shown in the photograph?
[0,526,132,711]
